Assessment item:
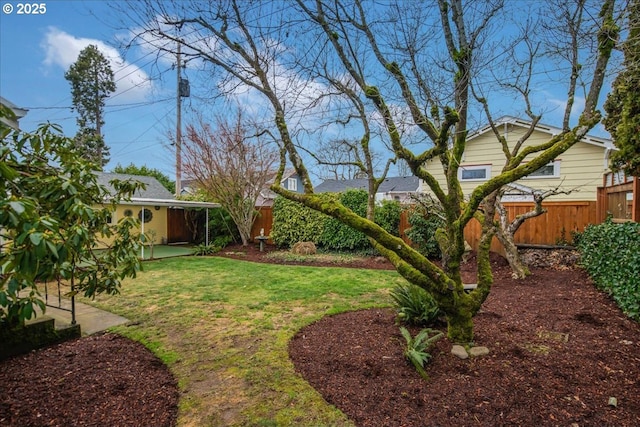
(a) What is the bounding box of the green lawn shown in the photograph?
[86,256,405,426]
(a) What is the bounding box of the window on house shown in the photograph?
[104,209,117,225]
[287,177,297,191]
[459,165,491,181]
[525,160,560,178]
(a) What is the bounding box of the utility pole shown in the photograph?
[175,41,182,196]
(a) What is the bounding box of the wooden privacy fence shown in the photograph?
[596,173,639,223]
[251,207,275,243]
[250,201,599,254]
[464,201,597,255]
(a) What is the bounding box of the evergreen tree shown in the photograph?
[604,0,640,176]
[65,44,116,168]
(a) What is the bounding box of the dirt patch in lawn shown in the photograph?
[2,243,639,427]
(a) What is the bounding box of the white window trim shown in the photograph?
[524,160,561,179]
[287,177,298,191]
[459,164,491,182]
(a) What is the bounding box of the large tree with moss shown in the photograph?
[122,0,619,343]
[604,0,640,176]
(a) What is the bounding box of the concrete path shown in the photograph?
[39,301,129,336]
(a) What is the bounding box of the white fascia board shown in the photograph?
[108,197,220,209]
[467,116,612,148]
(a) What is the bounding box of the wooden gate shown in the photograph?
[597,172,639,223]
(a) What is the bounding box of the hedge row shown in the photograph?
[270,190,401,252]
[577,219,640,321]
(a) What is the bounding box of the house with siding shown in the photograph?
[422,116,614,202]
[421,116,615,248]
[0,97,28,130]
[256,169,304,207]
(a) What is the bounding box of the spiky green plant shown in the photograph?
[191,244,220,256]
[390,283,441,326]
[400,327,444,380]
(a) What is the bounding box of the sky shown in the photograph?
[0,1,617,183]
[0,0,180,178]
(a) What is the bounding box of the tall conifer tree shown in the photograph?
[65,44,116,168]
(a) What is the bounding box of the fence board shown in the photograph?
[251,207,274,243]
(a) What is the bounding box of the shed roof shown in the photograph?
[97,172,174,200]
[97,172,220,209]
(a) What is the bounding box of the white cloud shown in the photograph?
[41,27,153,102]
[536,90,586,128]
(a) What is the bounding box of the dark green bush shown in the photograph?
[212,235,233,248]
[180,207,239,245]
[270,196,329,247]
[271,190,402,252]
[191,243,221,256]
[207,207,240,245]
[577,219,640,321]
[319,190,370,251]
[375,199,402,237]
[390,283,441,326]
[405,204,445,259]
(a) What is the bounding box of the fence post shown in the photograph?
[633,177,639,222]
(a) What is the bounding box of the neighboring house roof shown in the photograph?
[468,115,614,149]
[315,176,421,194]
[179,179,198,195]
[0,97,28,130]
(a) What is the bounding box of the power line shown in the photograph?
[24,98,173,111]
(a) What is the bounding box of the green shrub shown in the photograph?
[207,207,240,245]
[272,190,401,252]
[577,219,640,321]
[390,283,441,326]
[212,235,233,248]
[399,327,444,380]
[375,199,402,237]
[192,244,221,256]
[405,203,445,259]
[270,196,328,247]
[319,190,370,251]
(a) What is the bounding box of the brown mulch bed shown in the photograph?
[2,243,639,427]
[0,333,178,427]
